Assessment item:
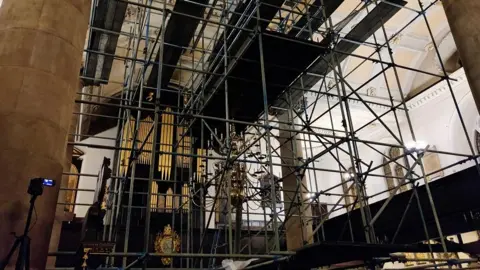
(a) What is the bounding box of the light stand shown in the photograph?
[0,194,37,270]
[0,178,55,270]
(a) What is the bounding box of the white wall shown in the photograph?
[403,68,477,177]
[301,68,479,218]
[74,127,117,217]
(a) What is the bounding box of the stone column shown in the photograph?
[46,79,84,268]
[0,1,90,269]
[442,0,480,113]
[278,112,313,251]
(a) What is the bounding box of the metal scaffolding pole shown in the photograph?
[51,0,480,267]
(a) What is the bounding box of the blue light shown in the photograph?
[43,179,54,187]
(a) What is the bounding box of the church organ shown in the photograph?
[116,106,205,257]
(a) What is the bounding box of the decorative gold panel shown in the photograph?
[154,225,180,265]
[404,252,416,267]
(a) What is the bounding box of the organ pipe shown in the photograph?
[159,108,174,179]
[196,148,206,182]
[176,126,191,168]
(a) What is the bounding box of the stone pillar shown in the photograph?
[278,112,313,251]
[0,1,90,269]
[46,80,84,268]
[442,0,480,113]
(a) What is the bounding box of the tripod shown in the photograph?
[0,194,38,270]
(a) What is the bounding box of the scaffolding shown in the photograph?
[52,0,480,269]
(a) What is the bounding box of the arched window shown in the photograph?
[384,147,409,195]
[64,147,84,213]
[475,130,480,154]
[383,157,395,193]
[342,167,358,211]
[64,164,79,212]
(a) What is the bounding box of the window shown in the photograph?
[475,130,480,154]
[342,167,358,211]
[384,147,409,195]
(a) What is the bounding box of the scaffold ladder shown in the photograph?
[208,225,225,269]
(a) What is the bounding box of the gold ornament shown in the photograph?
[146,92,154,102]
[82,248,92,270]
[154,224,180,265]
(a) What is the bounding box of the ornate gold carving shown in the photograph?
[82,248,91,270]
[390,33,403,45]
[154,225,180,265]
[366,87,376,97]
[146,92,154,102]
[404,252,416,267]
